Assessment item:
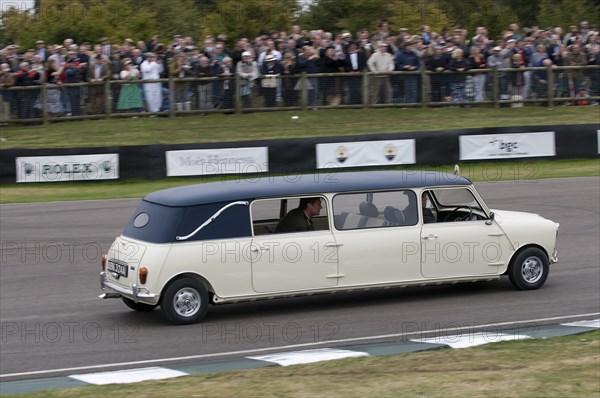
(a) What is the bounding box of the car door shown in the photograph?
[420,187,513,278]
[331,190,424,285]
[250,197,339,293]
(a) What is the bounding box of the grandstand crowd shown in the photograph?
[1,20,599,119]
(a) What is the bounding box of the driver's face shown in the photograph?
[307,199,322,217]
[422,192,429,207]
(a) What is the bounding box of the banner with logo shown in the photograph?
[316,140,416,169]
[16,154,119,183]
[166,147,269,176]
[459,132,556,160]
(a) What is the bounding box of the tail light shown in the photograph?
[101,254,107,271]
[139,267,148,284]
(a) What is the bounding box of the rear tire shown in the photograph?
[508,247,549,290]
[160,278,209,325]
[122,297,158,312]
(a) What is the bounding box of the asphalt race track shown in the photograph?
[1,177,599,380]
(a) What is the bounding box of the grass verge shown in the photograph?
[1,159,598,204]
[6,330,599,398]
[1,107,598,149]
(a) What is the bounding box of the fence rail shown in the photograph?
[1,65,598,124]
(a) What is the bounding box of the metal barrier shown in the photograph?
[1,65,598,124]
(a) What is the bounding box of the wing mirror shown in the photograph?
[485,212,495,225]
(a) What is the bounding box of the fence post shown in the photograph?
[300,72,308,111]
[492,68,499,108]
[235,74,242,114]
[420,69,428,108]
[547,65,555,107]
[105,79,112,119]
[362,70,369,108]
[168,77,176,117]
[41,84,49,125]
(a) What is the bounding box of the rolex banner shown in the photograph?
[316,140,416,169]
[16,154,119,183]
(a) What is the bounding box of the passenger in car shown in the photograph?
[422,191,436,223]
[274,197,323,233]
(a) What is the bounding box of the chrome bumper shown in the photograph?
[550,250,558,264]
[99,271,157,303]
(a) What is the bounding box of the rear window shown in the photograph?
[123,200,252,243]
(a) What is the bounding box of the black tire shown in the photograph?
[122,297,158,312]
[160,278,209,325]
[508,247,549,290]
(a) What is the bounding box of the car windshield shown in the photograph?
[431,188,483,210]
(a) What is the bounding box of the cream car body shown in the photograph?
[100,171,559,324]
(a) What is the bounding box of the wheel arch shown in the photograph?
[503,243,549,275]
[160,272,216,304]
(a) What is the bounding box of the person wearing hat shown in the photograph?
[140,52,164,113]
[237,51,259,108]
[395,40,421,103]
[35,40,47,62]
[169,51,193,112]
[367,41,394,104]
[117,59,144,113]
[343,41,367,104]
[259,53,281,107]
[87,53,111,114]
[487,45,511,103]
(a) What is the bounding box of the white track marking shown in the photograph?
[2,312,598,379]
[247,348,369,366]
[68,367,187,385]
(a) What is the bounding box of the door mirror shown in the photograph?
[485,211,495,225]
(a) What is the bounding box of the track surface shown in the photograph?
[1,177,599,379]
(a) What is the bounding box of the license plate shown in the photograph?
[107,260,128,277]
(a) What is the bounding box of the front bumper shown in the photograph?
[99,271,157,303]
[550,249,558,264]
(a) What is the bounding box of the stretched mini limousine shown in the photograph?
[100,170,559,324]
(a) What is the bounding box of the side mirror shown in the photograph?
[485,211,495,225]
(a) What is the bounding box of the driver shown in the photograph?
[422,191,436,223]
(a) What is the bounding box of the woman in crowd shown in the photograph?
[35,58,64,115]
[169,52,193,111]
[236,51,258,109]
[117,60,144,113]
[468,46,487,102]
[448,48,470,103]
[280,52,298,107]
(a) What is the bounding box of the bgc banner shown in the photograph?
[459,132,556,160]
[316,140,416,169]
[16,154,119,183]
[166,147,269,176]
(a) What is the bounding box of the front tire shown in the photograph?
[122,297,158,312]
[508,248,549,290]
[160,278,209,325]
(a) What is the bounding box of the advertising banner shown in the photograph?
[316,140,416,169]
[16,154,119,183]
[166,147,269,176]
[459,132,556,160]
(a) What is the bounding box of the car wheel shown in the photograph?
[122,297,158,312]
[508,248,549,290]
[160,278,208,325]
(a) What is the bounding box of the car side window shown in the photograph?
[251,197,330,235]
[333,190,418,230]
[430,187,484,222]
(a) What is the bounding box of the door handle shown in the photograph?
[422,234,438,240]
[250,246,270,252]
[324,243,343,248]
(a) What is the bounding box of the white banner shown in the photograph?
[16,154,119,183]
[459,132,556,160]
[597,130,600,154]
[166,147,269,176]
[316,140,416,169]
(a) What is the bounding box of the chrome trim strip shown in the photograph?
[175,201,249,241]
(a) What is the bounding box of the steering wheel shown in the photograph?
[443,206,473,222]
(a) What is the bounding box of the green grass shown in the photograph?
[1,159,598,204]
[1,107,598,149]
[6,330,599,398]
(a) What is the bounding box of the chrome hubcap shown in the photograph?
[173,288,200,317]
[521,256,543,283]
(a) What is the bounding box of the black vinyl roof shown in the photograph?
[144,171,472,207]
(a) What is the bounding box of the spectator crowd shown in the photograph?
[1,20,599,120]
